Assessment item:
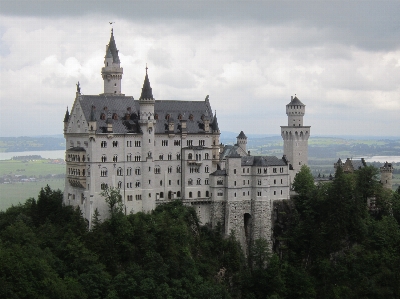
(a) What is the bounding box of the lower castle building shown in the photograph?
[63,30,310,248]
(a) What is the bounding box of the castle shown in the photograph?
[63,30,310,248]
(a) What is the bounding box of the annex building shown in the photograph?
[63,30,310,248]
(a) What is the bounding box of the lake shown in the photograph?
[0,150,66,161]
[363,156,400,163]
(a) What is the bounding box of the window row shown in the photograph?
[68,168,85,176]
[188,178,209,185]
[188,190,210,198]
[67,154,85,162]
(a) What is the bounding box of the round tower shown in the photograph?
[281,95,311,178]
[380,161,394,190]
[101,29,123,95]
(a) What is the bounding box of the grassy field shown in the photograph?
[0,159,65,211]
[0,179,65,211]
[0,159,65,177]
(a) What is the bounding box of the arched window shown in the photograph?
[117,181,122,188]
[117,167,123,176]
[177,191,181,197]
[197,191,201,197]
[206,191,209,197]
[189,192,193,198]
[188,153,193,160]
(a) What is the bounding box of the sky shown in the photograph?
[1,0,400,137]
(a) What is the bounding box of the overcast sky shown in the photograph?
[1,0,400,137]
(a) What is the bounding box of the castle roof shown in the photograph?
[210,169,227,176]
[220,145,239,159]
[106,29,120,63]
[237,131,247,139]
[63,107,69,123]
[241,156,287,167]
[211,111,219,131]
[140,68,153,100]
[66,146,86,152]
[287,96,304,106]
[77,95,215,135]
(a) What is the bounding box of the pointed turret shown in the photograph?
[63,107,69,132]
[107,28,120,63]
[211,111,219,132]
[101,28,123,95]
[139,66,155,121]
[63,107,69,123]
[140,67,154,100]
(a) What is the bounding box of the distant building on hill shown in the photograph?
[334,157,394,190]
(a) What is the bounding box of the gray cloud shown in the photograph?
[3,0,400,51]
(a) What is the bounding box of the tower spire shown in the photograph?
[140,65,153,100]
[101,29,123,95]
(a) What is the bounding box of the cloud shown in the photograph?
[0,7,400,137]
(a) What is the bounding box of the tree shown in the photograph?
[101,187,123,216]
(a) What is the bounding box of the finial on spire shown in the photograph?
[76,81,81,93]
[146,63,148,75]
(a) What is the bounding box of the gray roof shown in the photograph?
[237,131,247,139]
[78,95,215,135]
[140,70,153,100]
[287,96,305,106]
[107,29,120,63]
[210,169,227,176]
[241,156,287,166]
[63,107,69,122]
[220,145,239,159]
[67,147,86,152]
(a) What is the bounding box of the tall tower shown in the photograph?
[138,67,156,211]
[101,29,123,95]
[380,161,394,190]
[281,95,311,176]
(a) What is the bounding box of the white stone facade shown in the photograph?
[63,30,309,247]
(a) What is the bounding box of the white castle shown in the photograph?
[63,30,310,248]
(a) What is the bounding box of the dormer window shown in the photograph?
[178,114,183,120]
[113,113,118,120]
[189,114,194,121]
[100,113,106,120]
[154,114,158,120]
[165,114,170,120]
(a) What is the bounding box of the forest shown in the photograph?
[1,165,400,298]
